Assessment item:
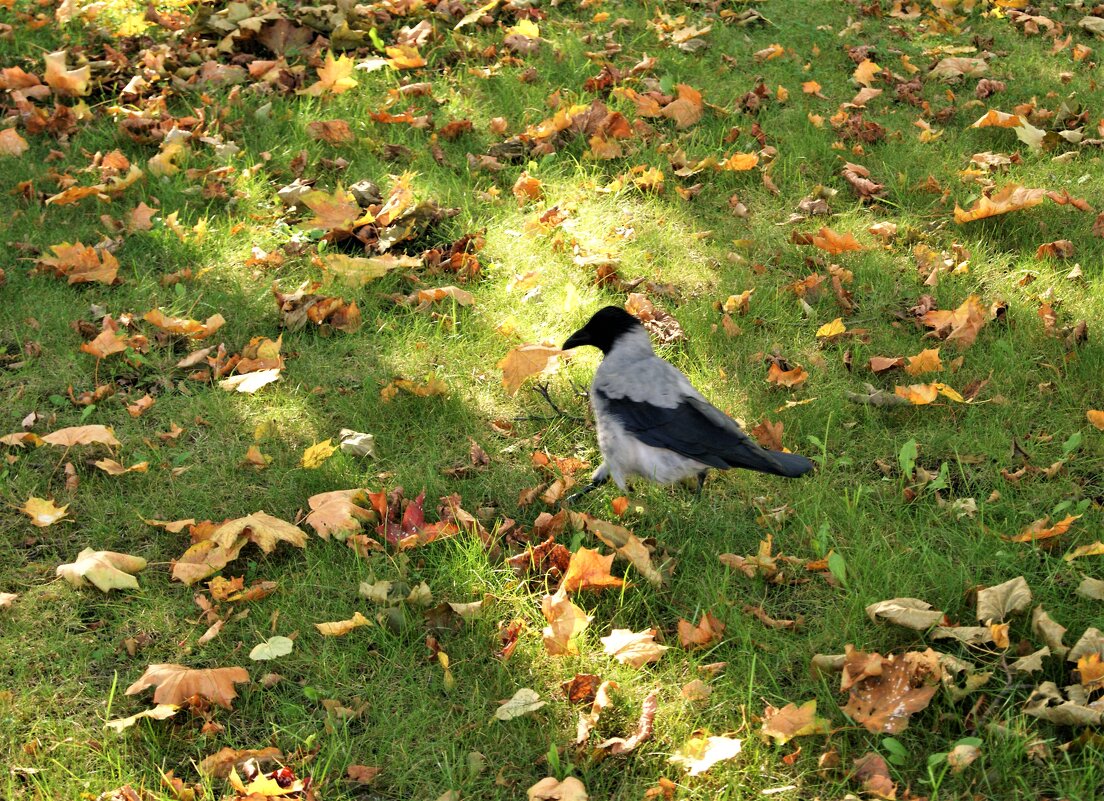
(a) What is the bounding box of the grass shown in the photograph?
[2,0,1104,798]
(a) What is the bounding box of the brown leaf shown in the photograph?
[750,418,784,450]
[678,611,726,649]
[560,547,624,592]
[42,424,119,448]
[498,344,563,395]
[35,242,119,285]
[852,752,897,800]
[841,647,941,734]
[767,362,809,389]
[307,119,354,144]
[125,663,249,709]
[761,700,831,744]
[596,689,659,755]
[954,185,1045,223]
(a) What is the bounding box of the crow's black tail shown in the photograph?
[728,445,815,478]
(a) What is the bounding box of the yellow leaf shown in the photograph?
[904,348,942,376]
[816,318,846,339]
[721,152,759,171]
[1087,410,1104,430]
[57,549,147,592]
[21,497,70,527]
[299,52,358,96]
[315,611,372,636]
[498,344,563,395]
[508,18,540,38]
[853,59,880,87]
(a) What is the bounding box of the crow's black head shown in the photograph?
[563,306,642,354]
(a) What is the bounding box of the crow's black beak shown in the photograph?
[562,328,590,350]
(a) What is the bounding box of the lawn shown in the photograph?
[2,0,1104,799]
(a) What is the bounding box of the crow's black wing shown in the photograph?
[596,388,812,476]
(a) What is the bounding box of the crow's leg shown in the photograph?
[565,463,610,504]
[694,470,708,498]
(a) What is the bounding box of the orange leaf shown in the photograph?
[767,363,809,389]
[971,109,1024,128]
[920,295,988,349]
[1009,514,1081,543]
[43,50,90,96]
[853,59,880,87]
[498,344,562,395]
[386,44,426,70]
[810,227,864,254]
[1088,410,1104,430]
[721,152,759,171]
[306,119,355,143]
[512,171,543,206]
[954,185,1045,224]
[35,242,119,285]
[661,84,703,128]
[903,348,942,376]
[678,611,726,649]
[560,547,624,592]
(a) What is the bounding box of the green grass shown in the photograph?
[2,0,1104,798]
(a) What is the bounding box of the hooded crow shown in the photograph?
[562,306,814,499]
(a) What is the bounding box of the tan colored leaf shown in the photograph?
[143,310,225,339]
[35,242,119,285]
[865,598,944,630]
[904,348,942,376]
[761,700,831,744]
[0,128,29,157]
[307,119,354,144]
[321,253,414,285]
[57,548,146,592]
[601,627,668,667]
[583,515,664,586]
[767,363,809,388]
[125,663,249,709]
[669,734,742,775]
[661,84,703,128]
[678,611,726,649]
[93,458,149,475]
[304,489,375,540]
[315,611,372,636]
[596,688,659,755]
[299,187,362,231]
[198,746,283,779]
[542,589,591,655]
[852,752,897,800]
[527,776,589,801]
[218,368,281,394]
[976,576,1032,622]
[494,687,546,721]
[512,172,543,206]
[498,344,563,395]
[212,511,307,554]
[21,497,70,527]
[43,50,91,96]
[0,592,17,609]
[868,356,905,374]
[1064,541,1104,561]
[105,703,182,732]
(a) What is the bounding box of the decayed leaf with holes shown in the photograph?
[560,547,624,592]
[125,664,249,709]
[315,611,372,636]
[955,185,1045,223]
[669,734,743,775]
[866,598,944,630]
[841,647,941,733]
[601,628,668,667]
[105,703,182,732]
[35,243,119,285]
[21,497,70,527]
[143,310,225,339]
[498,344,563,395]
[678,611,726,649]
[976,576,1032,622]
[810,227,864,254]
[57,549,146,592]
[761,700,831,744]
[299,51,358,96]
[542,589,591,656]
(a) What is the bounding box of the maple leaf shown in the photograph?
[299,51,358,96]
[971,109,1025,129]
[750,418,784,451]
[307,119,354,143]
[410,286,476,308]
[976,576,1032,622]
[126,664,249,709]
[512,172,543,206]
[301,439,337,469]
[43,50,91,96]
[21,497,70,527]
[498,344,563,395]
[661,84,703,128]
[954,185,1045,223]
[894,382,964,405]
[35,242,119,285]
[387,44,427,70]
[920,295,988,348]
[304,489,376,540]
[853,59,880,87]
[601,627,668,667]
[560,547,624,592]
[761,700,831,744]
[213,511,307,553]
[57,549,147,592]
[0,128,29,157]
[315,611,372,636]
[669,734,743,775]
[199,747,283,779]
[678,611,726,649]
[582,515,665,586]
[143,309,225,339]
[42,424,119,448]
[865,598,944,630]
[299,187,362,231]
[816,318,847,340]
[903,347,942,376]
[767,362,809,389]
[868,356,904,374]
[542,589,591,655]
[0,592,17,609]
[841,646,941,733]
[810,227,864,253]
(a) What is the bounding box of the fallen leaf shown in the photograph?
[761,700,831,744]
[904,348,942,376]
[767,363,809,389]
[669,734,742,775]
[301,439,337,469]
[105,704,182,732]
[596,688,659,755]
[498,344,563,395]
[57,549,146,592]
[542,589,591,655]
[21,497,70,527]
[841,646,941,733]
[865,598,944,630]
[976,576,1032,622]
[315,611,372,636]
[810,227,864,254]
[678,611,726,649]
[527,776,589,801]
[125,664,249,708]
[955,185,1045,223]
[494,688,546,721]
[601,628,668,667]
[299,51,358,96]
[560,547,624,592]
[249,636,294,660]
[35,243,119,285]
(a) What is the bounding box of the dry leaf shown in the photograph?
[21,497,70,527]
[810,227,864,254]
[498,344,563,395]
[527,776,589,801]
[601,628,668,667]
[954,185,1045,224]
[761,700,831,744]
[299,52,358,96]
[678,611,726,649]
[301,439,337,469]
[560,547,624,592]
[669,734,742,775]
[315,611,372,636]
[125,664,249,709]
[865,598,944,630]
[57,549,146,592]
[841,646,941,733]
[542,589,591,655]
[494,688,546,721]
[976,576,1032,622]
